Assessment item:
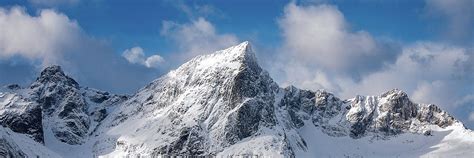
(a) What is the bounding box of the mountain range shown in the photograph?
[1,41,473,157]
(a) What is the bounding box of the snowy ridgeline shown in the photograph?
[0,41,473,158]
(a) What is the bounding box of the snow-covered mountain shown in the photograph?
[0,41,473,157]
[0,66,128,157]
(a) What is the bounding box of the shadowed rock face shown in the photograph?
[30,65,90,145]
[0,98,43,143]
[224,44,278,145]
[282,88,456,139]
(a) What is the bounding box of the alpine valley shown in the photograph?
[1,42,473,158]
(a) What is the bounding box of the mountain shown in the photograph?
[0,66,128,157]
[1,41,473,157]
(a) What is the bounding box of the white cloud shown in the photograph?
[122,47,164,68]
[145,55,165,69]
[161,17,238,60]
[0,7,81,65]
[122,47,145,65]
[278,3,379,71]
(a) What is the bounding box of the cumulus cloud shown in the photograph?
[424,0,474,44]
[122,47,165,68]
[278,3,400,75]
[272,3,399,91]
[0,7,81,65]
[161,17,239,60]
[279,3,377,71]
[0,6,160,93]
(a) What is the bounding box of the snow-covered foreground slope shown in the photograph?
[0,126,60,158]
[0,41,473,157]
[297,121,474,157]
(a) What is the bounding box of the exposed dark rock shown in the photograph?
[0,103,43,143]
[0,137,26,158]
[5,84,20,91]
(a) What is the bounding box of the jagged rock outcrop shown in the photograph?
[0,135,26,158]
[29,66,90,144]
[0,66,127,146]
[0,92,43,143]
[280,87,457,139]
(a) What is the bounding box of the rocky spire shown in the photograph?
[32,65,78,89]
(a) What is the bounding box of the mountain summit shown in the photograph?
[1,42,473,157]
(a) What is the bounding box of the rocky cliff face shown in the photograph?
[29,65,90,145]
[0,66,128,146]
[0,90,43,143]
[282,88,457,140]
[0,41,471,157]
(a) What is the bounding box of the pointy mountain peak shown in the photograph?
[206,41,255,64]
[380,88,409,100]
[32,65,79,89]
[167,41,258,76]
[206,41,254,63]
[39,65,64,77]
[226,41,251,56]
[233,41,256,63]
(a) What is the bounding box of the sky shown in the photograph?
[0,0,472,127]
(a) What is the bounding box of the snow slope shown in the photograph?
[0,126,60,158]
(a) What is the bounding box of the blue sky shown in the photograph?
[0,0,473,127]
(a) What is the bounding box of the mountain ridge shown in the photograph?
[0,41,472,157]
